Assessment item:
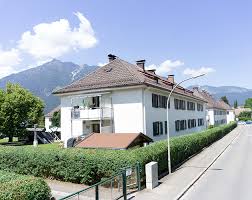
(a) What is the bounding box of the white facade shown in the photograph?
[59,86,207,145]
[206,109,235,127]
[227,110,235,124]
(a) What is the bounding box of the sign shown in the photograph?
[126,168,132,176]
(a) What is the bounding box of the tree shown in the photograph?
[0,83,44,142]
[244,98,252,109]
[221,96,229,105]
[234,100,237,108]
[51,110,60,128]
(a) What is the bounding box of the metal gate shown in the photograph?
[59,162,141,200]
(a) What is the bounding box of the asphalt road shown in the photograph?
[182,125,252,200]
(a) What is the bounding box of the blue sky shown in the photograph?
[0,0,251,88]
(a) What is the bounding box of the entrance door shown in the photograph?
[92,124,100,133]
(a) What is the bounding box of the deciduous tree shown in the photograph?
[0,83,44,142]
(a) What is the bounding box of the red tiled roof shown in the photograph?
[75,133,153,149]
[53,57,205,102]
[193,88,232,110]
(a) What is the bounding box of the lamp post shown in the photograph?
[166,73,205,174]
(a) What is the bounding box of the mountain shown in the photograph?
[0,59,99,113]
[188,85,252,106]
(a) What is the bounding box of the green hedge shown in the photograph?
[238,117,252,121]
[0,171,51,200]
[0,122,237,185]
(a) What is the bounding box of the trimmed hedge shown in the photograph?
[0,170,51,200]
[0,122,237,185]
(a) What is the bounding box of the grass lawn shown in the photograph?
[0,137,18,143]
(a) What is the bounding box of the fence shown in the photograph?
[59,162,141,200]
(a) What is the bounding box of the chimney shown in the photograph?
[108,54,116,62]
[136,60,146,70]
[167,75,174,84]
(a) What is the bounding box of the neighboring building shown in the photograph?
[193,88,235,126]
[75,133,153,150]
[53,55,207,146]
[218,100,235,124]
[44,106,61,132]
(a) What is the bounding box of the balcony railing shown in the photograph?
[72,107,113,120]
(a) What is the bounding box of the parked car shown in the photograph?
[246,121,252,124]
[238,121,246,125]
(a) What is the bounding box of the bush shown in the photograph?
[0,170,51,200]
[0,123,237,185]
[238,117,251,121]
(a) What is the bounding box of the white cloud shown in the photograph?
[0,48,21,67]
[146,59,184,76]
[183,67,215,77]
[0,48,21,78]
[18,12,97,59]
[0,66,17,78]
[97,62,108,67]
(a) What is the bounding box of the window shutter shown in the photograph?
[160,122,163,135]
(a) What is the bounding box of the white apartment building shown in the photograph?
[193,88,235,126]
[54,55,207,146]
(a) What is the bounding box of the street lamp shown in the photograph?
[166,73,206,174]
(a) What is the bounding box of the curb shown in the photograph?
[175,129,241,200]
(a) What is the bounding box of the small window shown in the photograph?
[152,94,159,108]
[153,121,163,136]
[174,99,179,109]
[198,118,204,126]
[187,101,195,111]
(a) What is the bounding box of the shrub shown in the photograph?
[0,170,51,200]
[238,117,251,121]
[0,122,237,185]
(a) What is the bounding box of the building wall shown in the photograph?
[112,88,144,133]
[227,110,235,124]
[59,87,207,144]
[207,109,215,126]
[207,108,228,126]
[144,88,206,141]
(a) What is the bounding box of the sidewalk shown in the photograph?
[129,126,241,200]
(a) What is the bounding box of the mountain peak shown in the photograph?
[0,61,99,113]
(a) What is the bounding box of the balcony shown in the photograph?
[72,107,112,120]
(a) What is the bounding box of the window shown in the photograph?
[152,94,169,108]
[175,120,187,131]
[153,121,163,136]
[152,94,159,108]
[198,118,204,126]
[188,119,197,129]
[187,101,195,111]
[180,120,187,130]
[174,99,179,109]
[197,103,203,111]
[175,120,180,131]
[90,96,100,108]
[174,99,186,110]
